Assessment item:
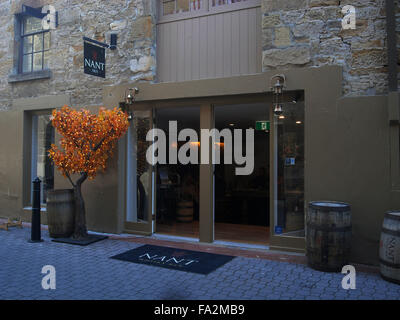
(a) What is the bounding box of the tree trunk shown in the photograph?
[72,173,88,239]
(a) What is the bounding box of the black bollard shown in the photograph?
[30,177,43,243]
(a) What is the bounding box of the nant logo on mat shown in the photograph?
[111,245,235,274]
[138,251,199,267]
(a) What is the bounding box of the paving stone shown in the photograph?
[1,228,400,300]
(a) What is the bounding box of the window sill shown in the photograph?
[23,206,47,212]
[8,69,52,83]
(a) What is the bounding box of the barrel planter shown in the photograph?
[379,211,400,284]
[46,189,75,238]
[176,200,194,223]
[306,201,352,272]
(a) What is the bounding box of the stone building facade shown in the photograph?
[261,0,400,96]
[0,0,157,111]
[0,0,398,112]
[0,0,399,265]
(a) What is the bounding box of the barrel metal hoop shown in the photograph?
[308,202,350,212]
[379,258,400,268]
[381,227,400,237]
[307,223,352,232]
[48,189,74,194]
[308,206,350,212]
[384,213,400,221]
[379,273,400,285]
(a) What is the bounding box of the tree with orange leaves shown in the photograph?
[49,106,130,239]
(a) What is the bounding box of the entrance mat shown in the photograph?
[52,234,108,246]
[110,244,235,275]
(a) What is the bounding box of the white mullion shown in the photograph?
[31,115,38,204]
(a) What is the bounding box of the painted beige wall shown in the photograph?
[0,110,23,220]
[104,66,400,265]
[0,1,397,267]
[0,95,70,223]
[0,97,121,234]
[326,95,400,264]
[0,65,399,265]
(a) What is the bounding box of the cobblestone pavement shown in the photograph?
[1,228,399,300]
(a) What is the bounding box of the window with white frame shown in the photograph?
[20,16,50,73]
[211,0,249,7]
[161,0,203,15]
[160,0,255,18]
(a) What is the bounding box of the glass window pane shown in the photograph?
[23,36,33,54]
[33,34,43,52]
[177,0,189,12]
[23,16,43,34]
[33,115,55,204]
[163,0,175,15]
[43,51,49,69]
[212,0,246,7]
[274,99,305,237]
[126,110,152,223]
[162,0,204,15]
[22,54,32,73]
[33,52,43,71]
[154,106,200,237]
[190,0,202,10]
[44,32,50,50]
[214,103,270,244]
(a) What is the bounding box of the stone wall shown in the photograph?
[0,0,157,110]
[261,0,400,96]
[0,0,398,108]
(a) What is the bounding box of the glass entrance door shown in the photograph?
[154,106,200,239]
[270,98,306,251]
[213,102,270,245]
[124,108,154,234]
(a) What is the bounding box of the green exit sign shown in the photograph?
[255,121,270,131]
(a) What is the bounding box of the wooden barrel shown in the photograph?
[379,211,400,284]
[46,189,75,238]
[306,201,352,272]
[176,200,194,223]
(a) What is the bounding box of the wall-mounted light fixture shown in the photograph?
[109,34,118,50]
[123,87,139,121]
[270,74,286,116]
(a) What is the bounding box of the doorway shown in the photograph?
[124,108,154,235]
[122,92,305,251]
[155,106,200,239]
[214,103,270,245]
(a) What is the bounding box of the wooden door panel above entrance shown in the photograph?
[156,4,262,82]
